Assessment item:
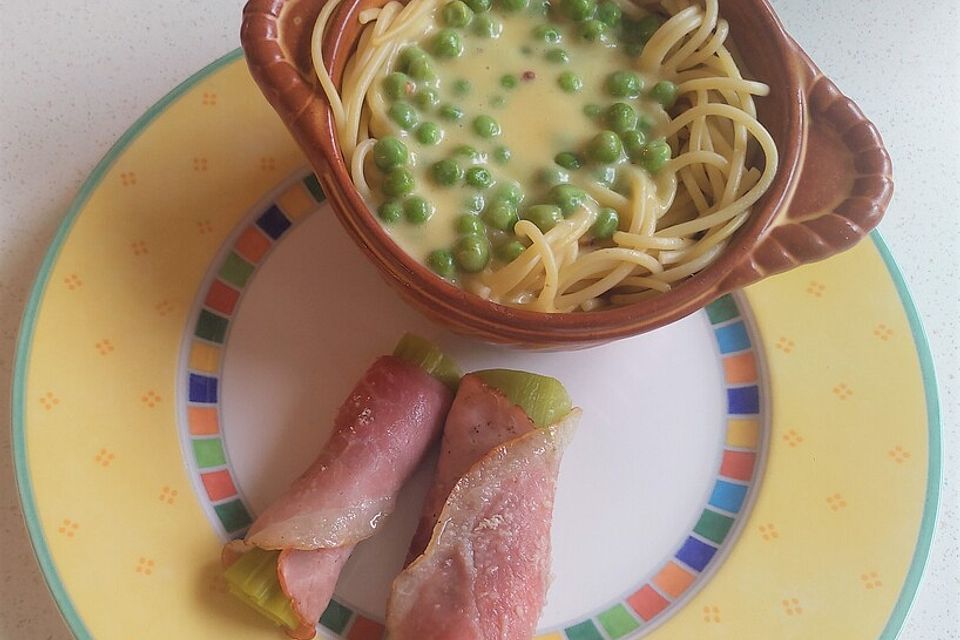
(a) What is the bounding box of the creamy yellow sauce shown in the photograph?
[319,0,778,311]
[365,2,671,282]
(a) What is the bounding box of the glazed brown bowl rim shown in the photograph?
[318,0,799,336]
[242,0,892,345]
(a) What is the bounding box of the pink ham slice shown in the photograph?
[224,355,452,639]
[275,547,352,640]
[406,374,539,563]
[387,401,580,640]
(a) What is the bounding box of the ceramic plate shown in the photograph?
[13,52,940,640]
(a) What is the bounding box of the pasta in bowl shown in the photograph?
[241,0,891,347]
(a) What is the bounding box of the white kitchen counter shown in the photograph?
[1,1,957,638]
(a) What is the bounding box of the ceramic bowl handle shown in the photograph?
[241,0,339,177]
[719,50,893,293]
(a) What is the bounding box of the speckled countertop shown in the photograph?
[1,1,957,638]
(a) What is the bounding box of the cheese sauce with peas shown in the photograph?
[366,0,676,288]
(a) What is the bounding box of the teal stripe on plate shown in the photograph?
[195,309,229,343]
[705,294,739,324]
[304,173,326,203]
[565,619,605,640]
[872,232,943,639]
[213,499,252,532]
[320,599,353,633]
[694,508,736,544]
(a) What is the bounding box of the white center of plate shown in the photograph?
[220,205,726,628]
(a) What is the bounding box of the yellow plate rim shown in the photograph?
[11,49,942,640]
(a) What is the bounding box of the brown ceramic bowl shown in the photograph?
[241,0,892,348]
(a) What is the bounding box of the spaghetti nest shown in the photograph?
[313,0,778,312]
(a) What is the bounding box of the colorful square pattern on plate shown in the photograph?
[183,172,325,538]
[177,184,771,637]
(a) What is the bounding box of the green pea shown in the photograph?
[562,0,596,21]
[623,42,643,57]
[438,103,464,121]
[582,103,601,118]
[606,71,642,97]
[472,12,503,37]
[383,72,415,100]
[452,78,471,96]
[456,213,486,235]
[483,200,519,231]
[637,139,672,172]
[593,165,617,186]
[413,87,440,111]
[533,24,562,43]
[530,0,549,15]
[579,19,607,42]
[500,74,518,90]
[427,249,456,277]
[549,184,588,215]
[491,95,506,108]
[520,45,534,56]
[605,102,638,134]
[499,0,529,11]
[621,128,647,161]
[464,0,491,11]
[493,146,512,164]
[415,122,443,145]
[431,159,463,186]
[388,101,418,130]
[591,207,619,239]
[596,0,621,26]
[442,0,474,26]
[637,115,654,132]
[404,196,435,224]
[407,56,437,83]
[557,71,583,93]
[377,199,403,223]
[538,166,570,186]
[432,29,464,58]
[454,235,491,272]
[495,181,524,204]
[454,144,484,162]
[397,46,429,71]
[545,48,570,64]
[650,80,679,108]
[465,166,494,189]
[635,14,664,41]
[382,167,415,197]
[473,114,501,138]
[413,87,440,110]
[621,14,662,44]
[589,130,623,163]
[465,193,486,212]
[523,204,563,231]
[555,151,582,170]
[373,137,409,171]
[496,240,526,262]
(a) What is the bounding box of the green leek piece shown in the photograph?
[475,369,572,428]
[223,548,298,630]
[393,333,462,390]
